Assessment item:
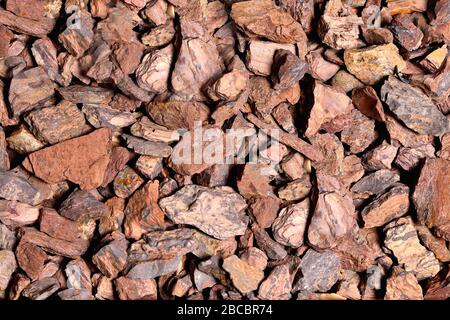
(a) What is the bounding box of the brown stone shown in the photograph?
[92,232,128,278]
[249,196,281,229]
[258,263,292,300]
[389,14,423,51]
[341,109,377,154]
[416,225,450,263]
[352,86,386,122]
[6,126,45,154]
[271,49,308,90]
[136,45,173,94]
[344,44,406,85]
[385,269,423,300]
[272,199,309,248]
[20,227,89,258]
[277,175,312,201]
[58,85,114,105]
[59,190,109,222]
[364,141,399,171]
[25,101,89,145]
[113,166,144,199]
[160,185,248,240]
[305,82,353,137]
[239,247,268,271]
[146,101,210,130]
[115,277,157,300]
[27,128,112,190]
[222,255,264,294]
[124,181,165,240]
[306,49,340,82]
[231,0,307,44]
[82,104,139,129]
[362,184,410,228]
[413,158,450,240]
[384,218,440,280]
[331,70,364,93]
[251,223,288,260]
[58,9,94,58]
[9,67,56,117]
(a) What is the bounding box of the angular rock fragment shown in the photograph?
[16,241,47,280]
[305,82,353,137]
[142,22,175,48]
[384,218,440,280]
[416,226,450,263]
[341,109,377,154]
[413,158,450,240]
[277,176,312,201]
[344,44,406,85]
[122,134,172,157]
[160,185,248,240]
[389,14,423,51]
[271,49,308,90]
[362,184,410,228]
[9,67,56,117]
[115,276,157,300]
[22,277,60,300]
[231,0,307,44]
[251,223,288,260]
[364,141,398,171]
[58,85,114,105]
[146,101,210,130]
[385,269,424,300]
[352,86,385,122]
[246,40,296,76]
[82,104,138,129]
[272,199,309,248]
[113,166,144,199]
[296,249,341,292]
[6,126,45,154]
[0,224,16,251]
[127,256,182,279]
[92,232,128,278]
[0,8,55,37]
[20,227,89,258]
[222,255,264,294]
[194,269,216,291]
[351,169,400,196]
[26,128,112,190]
[381,76,449,136]
[306,49,340,82]
[331,70,364,93]
[0,250,17,297]
[124,181,164,240]
[318,0,363,50]
[237,164,274,199]
[136,45,173,94]
[59,190,109,222]
[0,171,43,206]
[25,101,89,145]
[249,196,281,229]
[8,274,30,300]
[258,263,292,300]
[308,177,356,249]
[239,247,268,271]
[0,127,9,172]
[58,9,94,58]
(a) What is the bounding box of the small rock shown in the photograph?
[222,255,264,294]
[135,156,163,179]
[113,166,144,199]
[127,256,182,280]
[258,263,292,300]
[344,43,406,85]
[26,128,112,190]
[364,141,398,171]
[246,40,296,76]
[272,198,309,248]
[124,181,165,240]
[277,175,312,201]
[362,184,410,228]
[296,249,341,292]
[22,277,60,300]
[385,269,423,300]
[341,109,377,154]
[384,218,440,280]
[16,240,47,280]
[352,86,385,122]
[122,134,172,157]
[381,76,449,136]
[92,232,128,278]
[351,169,400,196]
[6,126,45,154]
[249,196,281,229]
[0,250,17,296]
[271,49,308,90]
[160,185,248,240]
[25,101,89,145]
[331,70,364,93]
[239,247,268,271]
[59,190,109,222]
[115,277,157,300]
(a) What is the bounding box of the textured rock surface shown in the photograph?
[384,218,440,280]
[160,185,248,240]
[272,199,309,247]
[344,44,406,85]
[26,128,112,190]
[381,76,449,136]
[222,255,264,294]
